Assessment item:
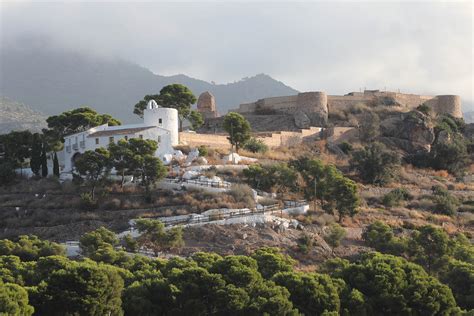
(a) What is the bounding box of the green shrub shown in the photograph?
[382,188,412,207]
[416,104,431,115]
[338,142,353,154]
[350,142,400,185]
[324,223,346,248]
[198,145,208,157]
[79,192,97,211]
[431,186,459,215]
[243,138,269,153]
[297,234,314,254]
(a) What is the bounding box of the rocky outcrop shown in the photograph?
[379,111,435,154]
[293,110,311,129]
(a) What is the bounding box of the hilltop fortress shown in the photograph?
[197,89,462,133]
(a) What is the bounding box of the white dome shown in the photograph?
[147,99,159,109]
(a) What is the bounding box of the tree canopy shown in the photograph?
[223,112,251,152]
[46,107,121,141]
[0,232,467,315]
[133,84,202,131]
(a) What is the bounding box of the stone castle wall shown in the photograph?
[235,90,463,119]
[179,127,322,149]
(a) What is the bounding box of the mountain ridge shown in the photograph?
[0,48,298,123]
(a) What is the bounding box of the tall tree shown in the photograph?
[40,143,48,177]
[0,130,32,171]
[30,133,42,176]
[133,84,197,131]
[141,155,167,194]
[223,112,251,152]
[74,148,111,199]
[53,152,60,177]
[108,139,134,188]
[188,110,204,130]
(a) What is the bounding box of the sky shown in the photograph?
[1,1,473,110]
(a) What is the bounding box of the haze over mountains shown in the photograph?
[0,48,298,123]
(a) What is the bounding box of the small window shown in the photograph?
[158,118,162,124]
[95,138,99,145]
[157,136,161,143]
[124,136,128,141]
[139,135,143,139]
[109,137,114,143]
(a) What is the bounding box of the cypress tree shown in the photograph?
[30,133,42,176]
[53,152,60,177]
[41,144,48,177]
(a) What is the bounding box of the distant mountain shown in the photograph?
[0,97,47,133]
[0,48,298,123]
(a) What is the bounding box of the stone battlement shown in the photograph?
[234,90,463,124]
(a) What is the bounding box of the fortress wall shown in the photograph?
[238,103,258,113]
[392,93,434,109]
[425,95,463,118]
[328,95,373,112]
[234,91,462,120]
[180,133,230,149]
[237,95,298,114]
[179,127,321,149]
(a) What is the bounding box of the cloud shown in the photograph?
[1,1,472,110]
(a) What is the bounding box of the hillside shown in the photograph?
[0,48,298,123]
[0,97,47,133]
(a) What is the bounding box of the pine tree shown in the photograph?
[30,133,42,176]
[41,144,48,177]
[53,152,60,177]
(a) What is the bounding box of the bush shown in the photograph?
[431,185,459,215]
[416,104,431,115]
[297,234,314,254]
[338,142,353,154]
[382,188,412,207]
[362,221,406,256]
[243,138,268,153]
[350,142,400,185]
[79,192,97,211]
[324,223,346,248]
[198,146,208,157]
[228,184,255,208]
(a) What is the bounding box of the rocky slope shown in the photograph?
[0,97,47,133]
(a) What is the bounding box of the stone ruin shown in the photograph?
[197,91,218,119]
[197,89,463,133]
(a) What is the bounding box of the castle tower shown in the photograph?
[197,91,218,118]
[296,92,328,126]
[143,100,179,145]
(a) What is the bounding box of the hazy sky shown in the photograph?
[1,1,473,110]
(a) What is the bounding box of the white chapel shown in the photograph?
[62,100,179,172]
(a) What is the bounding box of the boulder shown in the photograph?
[185,148,200,164]
[379,111,435,153]
[294,110,311,129]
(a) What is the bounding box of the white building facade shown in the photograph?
[62,100,178,172]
